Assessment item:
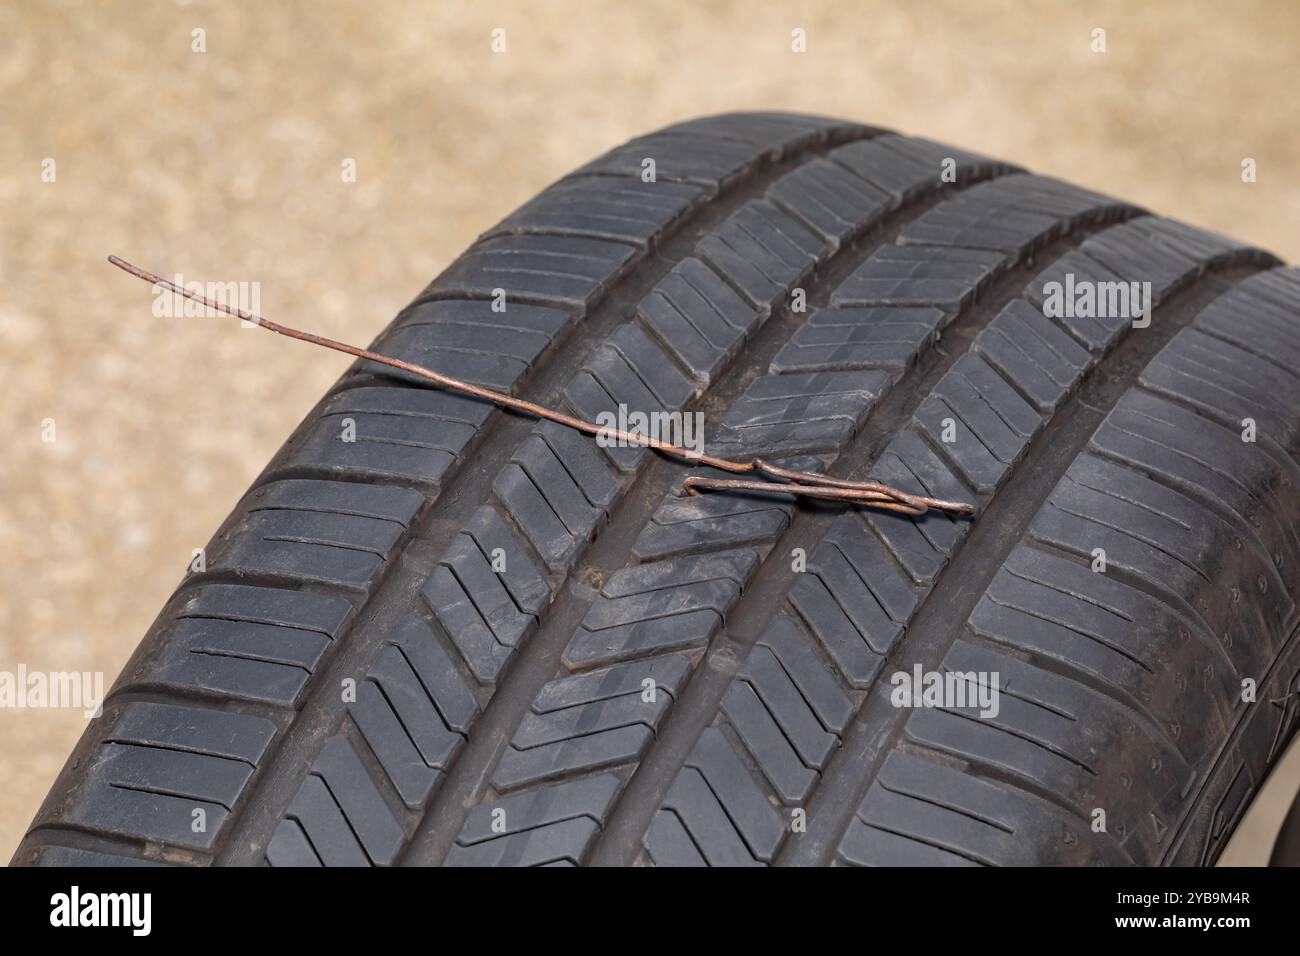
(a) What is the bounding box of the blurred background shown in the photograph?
[2,0,1298,864]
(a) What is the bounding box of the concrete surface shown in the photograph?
[2,0,1298,865]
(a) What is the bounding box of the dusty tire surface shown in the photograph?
[17,112,1300,867]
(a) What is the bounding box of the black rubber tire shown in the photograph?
[17,112,1300,868]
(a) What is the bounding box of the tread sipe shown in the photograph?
[17,112,1300,868]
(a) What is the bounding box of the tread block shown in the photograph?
[1026,218,1271,354]
[510,433,606,539]
[1030,453,1291,677]
[1080,217,1260,296]
[903,639,1191,864]
[564,550,759,667]
[646,727,785,866]
[941,352,1052,445]
[383,616,481,733]
[822,513,920,623]
[841,751,1128,866]
[487,176,705,247]
[564,321,696,474]
[789,572,889,689]
[903,207,1059,259]
[1198,269,1300,376]
[493,463,584,572]
[533,421,622,512]
[578,136,777,190]
[830,134,1016,205]
[350,628,477,809]
[562,372,645,473]
[58,703,275,851]
[1235,266,1300,312]
[1140,330,1300,457]
[271,618,481,860]
[293,386,493,487]
[432,234,637,308]
[865,429,973,583]
[574,112,860,191]
[361,319,548,390]
[839,820,981,867]
[636,256,761,384]
[710,369,890,457]
[698,200,826,311]
[72,741,245,844]
[914,353,1042,493]
[970,545,1237,766]
[722,679,817,802]
[766,157,891,250]
[214,479,423,590]
[632,494,793,561]
[265,819,321,867]
[106,701,275,762]
[462,505,552,617]
[273,737,405,867]
[643,807,708,866]
[270,779,372,868]
[1094,389,1300,591]
[909,398,1016,495]
[673,112,850,143]
[1023,249,1134,353]
[972,298,1092,412]
[751,615,856,734]
[421,522,538,686]
[899,174,1134,256]
[770,305,944,373]
[493,655,693,789]
[144,584,352,707]
[447,775,621,866]
[797,531,907,657]
[441,530,536,648]
[831,244,1006,312]
[27,846,168,867]
[360,301,568,391]
[603,322,698,408]
[392,296,571,340]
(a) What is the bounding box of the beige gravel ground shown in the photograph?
[3,0,1298,864]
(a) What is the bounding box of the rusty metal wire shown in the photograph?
[107,256,975,518]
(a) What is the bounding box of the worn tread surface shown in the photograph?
[16,112,1298,868]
